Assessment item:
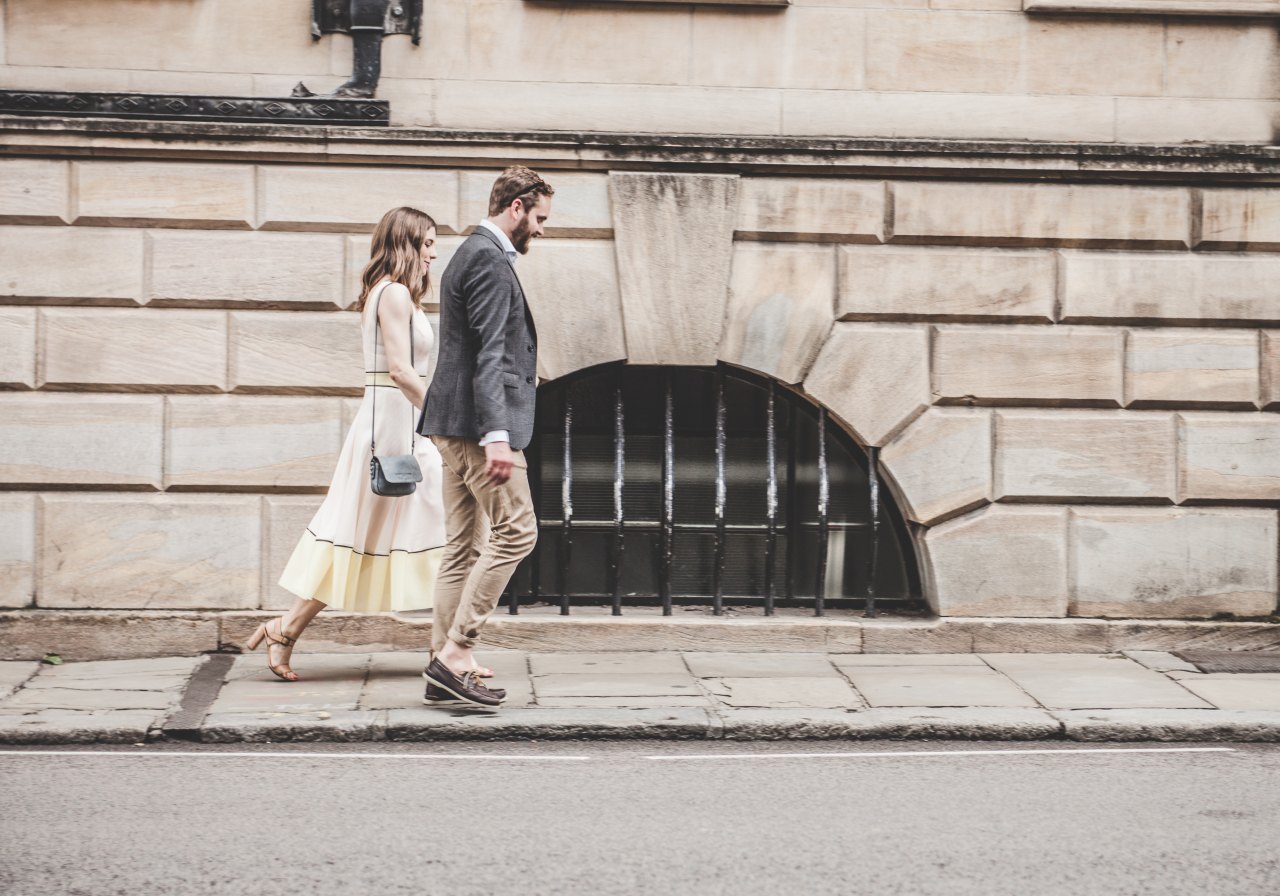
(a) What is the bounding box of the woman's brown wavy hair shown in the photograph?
[355,206,437,312]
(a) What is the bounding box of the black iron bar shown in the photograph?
[522,421,541,613]
[611,372,626,617]
[660,370,674,617]
[764,380,777,616]
[814,407,830,618]
[784,403,798,606]
[559,387,573,615]
[711,369,727,616]
[864,445,881,619]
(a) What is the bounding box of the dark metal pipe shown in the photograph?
[814,407,830,618]
[711,369,727,616]
[660,370,674,617]
[611,373,626,617]
[785,403,798,606]
[763,380,777,616]
[559,388,573,615]
[864,445,881,619]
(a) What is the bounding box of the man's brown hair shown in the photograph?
[488,165,554,217]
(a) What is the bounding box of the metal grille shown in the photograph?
[503,365,921,616]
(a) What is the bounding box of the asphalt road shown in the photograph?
[2,741,1277,896]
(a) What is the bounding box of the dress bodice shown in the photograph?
[361,280,433,377]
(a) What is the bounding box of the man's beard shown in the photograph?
[511,213,534,254]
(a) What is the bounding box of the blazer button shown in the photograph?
[525,375,534,384]
[526,344,534,353]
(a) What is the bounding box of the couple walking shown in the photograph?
[247,166,554,708]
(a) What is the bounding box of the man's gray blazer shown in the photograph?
[419,226,539,451]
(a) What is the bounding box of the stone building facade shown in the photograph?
[1,0,1278,656]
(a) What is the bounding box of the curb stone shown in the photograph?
[1053,709,1280,743]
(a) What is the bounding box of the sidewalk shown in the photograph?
[1,650,1278,745]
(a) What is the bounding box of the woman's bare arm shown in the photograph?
[376,283,427,409]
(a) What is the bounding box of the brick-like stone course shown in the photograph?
[263,496,325,611]
[229,311,364,393]
[0,226,144,303]
[880,408,991,525]
[0,159,69,224]
[0,494,35,609]
[1124,329,1260,409]
[1199,189,1280,251]
[259,166,461,234]
[0,308,36,388]
[1178,412,1280,502]
[736,179,884,242]
[74,161,254,229]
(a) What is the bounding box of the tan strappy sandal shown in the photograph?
[246,617,300,682]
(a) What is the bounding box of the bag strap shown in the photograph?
[369,281,416,456]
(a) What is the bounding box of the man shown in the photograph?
[419,166,553,707]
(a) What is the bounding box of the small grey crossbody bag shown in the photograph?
[369,288,424,497]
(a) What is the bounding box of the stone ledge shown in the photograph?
[2,610,1277,661]
[3,117,1280,180]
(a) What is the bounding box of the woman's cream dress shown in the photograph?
[278,280,445,611]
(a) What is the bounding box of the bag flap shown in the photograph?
[375,455,423,483]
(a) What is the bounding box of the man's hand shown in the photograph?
[484,441,514,485]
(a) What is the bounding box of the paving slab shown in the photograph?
[1121,650,1199,673]
[536,696,711,708]
[832,654,987,667]
[360,664,534,709]
[841,665,1037,708]
[2,687,175,711]
[0,709,159,744]
[385,706,714,740]
[1054,709,1280,742]
[1172,677,1280,710]
[981,654,1211,710]
[683,652,837,678]
[531,673,700,699]
[200,710,387,743]
[34,657,202,679]
[715,707,1061,741]
[224,652,367,683]
[704,677,861,709]
[529,652,689,676]
[209,656,368,714]
[0,662,39,700]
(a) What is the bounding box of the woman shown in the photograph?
[249,206,445,681]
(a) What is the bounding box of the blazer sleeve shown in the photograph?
[462,253,514,437]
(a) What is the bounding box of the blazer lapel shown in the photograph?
[473,226,536,340]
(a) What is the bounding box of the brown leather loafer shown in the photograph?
[421,668,505,703]
[424,658,505,707]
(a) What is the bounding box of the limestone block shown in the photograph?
[149,232,346,308]
[892,183,1191,249]
[1060,252,1280,326]
[736,179,884,243]
[719,243,835,385]
[610,173,739,366]
[6,0,331,75]
[74,162,253,229]
[460,171,612,238]
[866,11,1025,94]
[1125,329,1260,409]
[0,495,35,608]
[0,159,68,224]
[372,2,468,81]
[802,323,930,447]
[1199,190,1280,251]
[468,0,691,86]
[165,396,344,490]
[933,326,1124,405]
[0,308,36,388]
[40,308,228,391]
[995,410,1177,501]
[880,408,992,525]
[920,506,1070,617]
[693,7,867,90]
[782,90,1115,142]
[0,394,163,488]
[1264,332,1279,410]
[1025,18,1164,98]
[229,311,363,393]
[839,246,1055,322]
[263,496,324,611]
[1179,412,1280,502]
[1165,22,1280,101]
[0,226,144,303]
[39,495,262,610]
[1116,98,1280,144]
[1070,507,1278,618]
[259,166,460,234]
[434,80,781,137]
[517,239,626,382]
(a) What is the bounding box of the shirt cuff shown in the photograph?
[480,430,510,446]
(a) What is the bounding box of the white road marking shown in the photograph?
[0,750,592,760]
[645,747,1237,760]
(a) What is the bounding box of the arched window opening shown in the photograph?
[503,365,921,616]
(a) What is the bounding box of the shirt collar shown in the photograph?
[478,219,518,262]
